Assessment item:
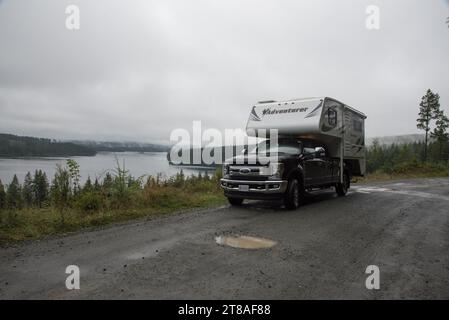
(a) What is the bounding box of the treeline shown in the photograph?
[366,139,449,174]
[366,88,449,175]
[0,159,221,224]
[0,133,96,157]
[71,140,170,153]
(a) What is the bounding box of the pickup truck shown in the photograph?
[220,138,349,209]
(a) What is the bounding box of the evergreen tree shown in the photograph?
[102,172,113,196]
[417,89,440,161]
[22,172,34,206]
[93,178,101,191]
[431,109,449,161]
[6,175,22,209]
[33,170,49,207]
[0,179,6,209]
[51,165,71,224]
[83,176,93,193]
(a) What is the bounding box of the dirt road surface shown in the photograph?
[1,178,448,299]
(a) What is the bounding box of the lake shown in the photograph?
[0,152,217,185]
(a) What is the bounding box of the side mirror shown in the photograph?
[241,148,248,155]
[314,147,326,158]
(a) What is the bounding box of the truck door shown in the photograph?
[304,147,328,186]
[329,158,340,183]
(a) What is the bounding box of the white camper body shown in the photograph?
[246,97,367,177]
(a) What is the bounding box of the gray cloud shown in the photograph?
[0,0,448,143]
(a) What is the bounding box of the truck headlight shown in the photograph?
[270,162,284,178]
[222,164,230,176]
[259,162,284,178]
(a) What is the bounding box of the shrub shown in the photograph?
[76,192,103,212]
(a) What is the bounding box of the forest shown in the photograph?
[0,133,96,157]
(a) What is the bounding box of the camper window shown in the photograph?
[353,119,363,132]
[327,109,337,127]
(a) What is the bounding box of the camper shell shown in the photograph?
[246,97,367,177]
[220,96,367,209]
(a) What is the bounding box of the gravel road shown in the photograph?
[1,178,448,299]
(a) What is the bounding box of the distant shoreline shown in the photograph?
[0,132,170,158]
[0,150,169,160]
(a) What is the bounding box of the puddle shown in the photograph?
[215,235,277,249]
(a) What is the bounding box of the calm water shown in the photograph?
[0,152,216,185]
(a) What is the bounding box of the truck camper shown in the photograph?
[220,97,367,209]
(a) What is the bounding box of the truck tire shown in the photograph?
[336,173,349,197]
[227,197,243,206]
[284,178,301,209]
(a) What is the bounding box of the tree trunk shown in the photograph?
[424,129,428,162]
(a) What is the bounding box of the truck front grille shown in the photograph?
[229,166,267,180]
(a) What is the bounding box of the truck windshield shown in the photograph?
[250,140,302,155]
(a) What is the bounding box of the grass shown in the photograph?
[0,184,227,246]
[358,162,449,183]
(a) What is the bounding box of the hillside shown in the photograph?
[366,134,425,146]
[0,133,96,157]
[69,140,170,152]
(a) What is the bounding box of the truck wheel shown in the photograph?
[284,178,301,209]
[227,197,243,206]
[336,173,349,197]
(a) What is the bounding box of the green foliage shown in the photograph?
[51,165,71,224]
[22,172,33,206]
[0,179,6,209]
[83,176,93,193]
[102,172,113,196]
[0,133,96,157]
[417,89,442,161]
[76,191,103,212]
[93,178,101,191]
[431,109,449,159]
[366,140,449,174]
[0,163,225,244]
[67,159,81,195]
[33,170,49,208]
[110,159,132,208]
[6,175,22,209]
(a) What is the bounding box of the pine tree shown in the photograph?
[102,172,113,196]
[51,165,71,224]
[33,170,49,207]
[6,175,22,209]
[22,172,34,206]
[0,179,6,209]
[417,89,440,162]
[83,176,93,193]
[431,109,449,161]
[93,178,101,191]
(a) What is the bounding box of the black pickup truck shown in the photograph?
[220,138,350,209]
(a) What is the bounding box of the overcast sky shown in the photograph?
[0,0,448,144]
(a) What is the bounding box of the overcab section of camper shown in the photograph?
[246,97,367,177]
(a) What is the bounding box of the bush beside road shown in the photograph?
[0,161,226,245]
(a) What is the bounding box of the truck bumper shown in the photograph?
[220,178,288,199]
